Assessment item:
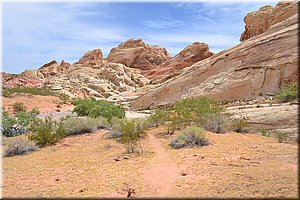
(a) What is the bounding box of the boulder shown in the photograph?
[240,1,298,41]
[107,38,170,70]
[76,49,103,66]
[146,42,214,83]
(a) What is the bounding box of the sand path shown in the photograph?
[142,133,181,197]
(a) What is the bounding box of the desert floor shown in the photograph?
[3,126,298,198]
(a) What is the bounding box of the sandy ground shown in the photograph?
[2,127,298,198]
[2,94,74,114]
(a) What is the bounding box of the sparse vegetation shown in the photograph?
[72,97,125,121]
[147,109,169,127]
[63,117,109,136]
[28,117,66,147]
[147,97,224,134]
[276,82,298,102]
[203,113,229,133]
[170,126,209,149]
[13,102,26,113]
[2,87,54,97]
[231,117,249,133]
[58,92,70,104]
[4,138,38,157]
[274,131,288,143]
[121,119,147,154]
[260,128,271,137]
[1,109,39,137]
[110,117,125,132]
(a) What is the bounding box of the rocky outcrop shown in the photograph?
[1,72,43,88]
[107,38,170,71]
[131,11,298,110]
[76,49,103,66]
[37,60,71,78]
[2,46,149,101]
[43,62,149,99]
[240,1,298,41]
[146,42,214,83]
[226,103,298,143]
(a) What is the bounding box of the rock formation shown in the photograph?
[240,1,298,41]
[1,72,43,89]
[107,38,170,71]
[131,6,298,110]
[145,42,214,83]
[76,49,103,66]
[37,60,71,78]
[44,62,149,99]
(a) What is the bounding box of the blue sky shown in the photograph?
[3,1,278,74]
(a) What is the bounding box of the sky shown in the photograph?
[2,1,279,74]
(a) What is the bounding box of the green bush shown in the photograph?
[59,92,70,104]
[147,109,169,127]
[173,97,223,127]
[63,117,109,136]
[2,87,54,96]
[28,117,66,147]
[121,120,146,154]
[1,109,39,137]
[4,138,38,157]
[72,97,125,121]
[110,117,125,132]
[147,97,224,134]
[274,131,288,143]
[170,126,209,149]
[231,117,249,133]
[260,128,271,137]
[13,102,26,113]
[276,82,298,102]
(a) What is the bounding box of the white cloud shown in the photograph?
[3,2,127,73]
[143,19,184,29]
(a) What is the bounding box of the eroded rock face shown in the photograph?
[107,38,170,70]
[146,42,214,83]
[131,12,298,110]
[226,103,298,143]
[37,60,71,78]
[76,49,103,66]
[240,1,298,41]
[43,62,149,99]
[1,72,43,88]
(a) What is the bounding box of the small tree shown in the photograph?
[28,117,66,147]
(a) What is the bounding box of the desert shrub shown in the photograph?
[28,117,66,147]
[110,117,125,132]
[274,131,288,143]
[58,92,70,104]
[13,102,26,112]
[147,109,169,127]
[121,120,146,154]
[203,113,229,133]
[173,97,224,127]
[2,88,12,97]
[2,87,54,96]
[72,97,125,121]
[170,126,209,149]
[1,109,39,137]
[231,117,249,133]
[63,117,109,136]
[260,128,271,137]
[4,138,38,157]
[148,97,224,134]
[276,82,298,102]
